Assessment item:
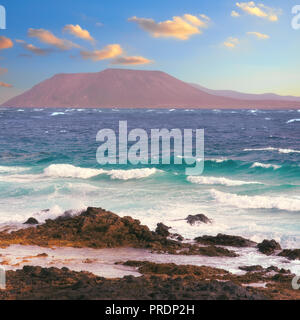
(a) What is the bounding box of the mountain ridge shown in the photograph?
[190,83,300,103]
[2,68,300,109]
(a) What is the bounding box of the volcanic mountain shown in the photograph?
[2,68,300,109]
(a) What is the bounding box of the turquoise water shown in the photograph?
[0,108,299,247]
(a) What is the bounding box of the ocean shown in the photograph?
[0,107,299,249]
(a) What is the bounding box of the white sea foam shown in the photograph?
[187,176,262,186]
[251,162,281,170]
[208,158,229,163]
[32,205,86,222]
[2,244,300,277]
[244,147,300,154]
[44,164,159,180]
[51,112,65,116]
[44,164,104,179]
[210,189,300,212]
[286,118,300,124]
[106,168,159,180]
[0,166,28,174]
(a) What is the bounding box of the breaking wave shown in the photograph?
[44,164,159,181]
[250,162,281,170]
[51,112,65,116]
[244,147,300,154]
[210,189,300,212]
[0,166,28,174]
[187,176,262,186]
[286,119,300,124]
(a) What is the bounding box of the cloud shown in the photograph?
[0,67,7,75]
[28,28,80,50]
[0,81,12,88]
[16,40,52,56]
[63,24,95,43]
[128,14,210,40]
[111,56,152,65]
[223,37,239,48]
[0,36,13,50]
[236,2,281,22]
[231,10,240,17]
[80,44,123,61]
[247,31,269,39]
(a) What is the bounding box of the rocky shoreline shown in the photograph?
[0,207,300,300]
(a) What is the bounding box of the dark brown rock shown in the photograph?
[23,217,39,225]
[278,249,300,260]
[155,223,171,237]
[195,234,256,248]
[239,265,264,272]
[257,240,282,255]
[0,207,173,250]
[0,208,210,256]
[186,214,211,225]
[176,235,184,241]
[0,265,266,300]
[197,245,238,257]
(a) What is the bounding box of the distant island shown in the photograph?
[2,68,300,109]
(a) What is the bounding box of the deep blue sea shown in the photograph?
[0,107,299,248]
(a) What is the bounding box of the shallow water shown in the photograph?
[1,245,300,278]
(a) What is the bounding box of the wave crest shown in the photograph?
[211,189,300,212]
[0,166,28,174]
[43,164,159,180]
[286,119,300,124]
[244,147,300,154]
[187,176,262,186]
[250,162,281,170]
[44,164,104,179]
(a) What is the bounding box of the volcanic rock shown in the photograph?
[257,240,282,255]
[186,214,212,225]
[278,249,300,261]
[23,217,39,225]
[0,265,267,300]
[195,234,256,248]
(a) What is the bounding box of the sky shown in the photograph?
[0,0,300,103]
